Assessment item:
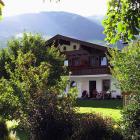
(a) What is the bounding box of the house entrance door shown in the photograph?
[89,81,96,98]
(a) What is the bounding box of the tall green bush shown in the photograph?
[0,33,77,139]
[122,95,140,140]
[109,40,140,93]
[109,40,140,140]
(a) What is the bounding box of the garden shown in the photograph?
[77,99,123,122]
[0,0,139,139]
[3,99,123,140]
[0,33,139,140]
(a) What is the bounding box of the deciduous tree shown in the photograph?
[109,40,140,93]
[0,33,77,139]
[108,40,140,139]
[103,0,140,44]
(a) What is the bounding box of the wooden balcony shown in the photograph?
[69,66,110,75]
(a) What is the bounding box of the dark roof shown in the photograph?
[46,34,109,51]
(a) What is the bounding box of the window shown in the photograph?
[73,45,77,50]
[63,46,66,51]
[90,56,96,66]
[72,57,80,66]
[70,81,77,88]
[69,59,72,66]
[101,57,107,66]
[64,60,68,66]
[102,80,110,91]
[75,58,80,66]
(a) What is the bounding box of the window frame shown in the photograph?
[102,79,111,91]
[63,46,66,51]
[100,56,107,66]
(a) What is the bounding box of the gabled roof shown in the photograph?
[46,34,109,51]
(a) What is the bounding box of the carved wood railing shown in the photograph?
[69,66,110,75]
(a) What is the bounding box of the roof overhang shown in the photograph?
[70,74,112,78]
[46,34,109,52]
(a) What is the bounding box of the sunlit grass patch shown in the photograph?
[76,99,123,121]
[77,107,122,121]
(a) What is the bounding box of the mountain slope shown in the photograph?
[87,15,104,25]
[0,12,105,48]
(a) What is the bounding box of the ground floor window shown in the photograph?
[70,81,77,88]
[102,79,110,91]
[64,60,68,66]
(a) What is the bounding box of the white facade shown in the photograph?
[69,74,121,98]
[59,41,80,52]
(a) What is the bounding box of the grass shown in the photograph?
[6,99,123,140]
[76,99,123,122]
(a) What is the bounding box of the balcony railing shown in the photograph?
[69,66,110,75]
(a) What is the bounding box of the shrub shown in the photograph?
[30,112,78,140]
[122,95,140,140]
[0,120,8,140]
[71,113,123,140]
[111,125,123,140]
[29,93,78,140]
[30,111,123,140]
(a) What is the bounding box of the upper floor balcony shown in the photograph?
[69,66,110,75]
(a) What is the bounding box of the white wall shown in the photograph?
[70,75,121,98]
[59,41,80,52]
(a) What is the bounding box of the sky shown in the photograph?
[3,0,108,17]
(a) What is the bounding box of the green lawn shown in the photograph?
[7,99,122,140]
[76,99,123,122]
